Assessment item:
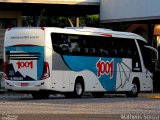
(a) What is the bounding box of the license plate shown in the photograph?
[21,83,29,86]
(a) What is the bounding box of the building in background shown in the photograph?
[0,11,22,70]
[100,0,160,23]
[154,25,160,49]
[100,0,160,43]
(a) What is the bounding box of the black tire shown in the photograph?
[92,92,104,98]
[31,91,50,99]
[125,83,139,97]
[73,81,84,98]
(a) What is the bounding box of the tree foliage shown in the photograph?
[22,15,131,31]
[22,15,101,27]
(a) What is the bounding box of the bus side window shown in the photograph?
[104,50,109,56]
[88,48,96,55]
[80,47,85,55]
[84,48,89,55]
[52,44,62,54]
[62,45,69,54]
[71,43,81,54]
[119,48,124,57]
[96,49,102,56]
[127,48,131,56]
[80,47,88,55]
[118,47,126,58]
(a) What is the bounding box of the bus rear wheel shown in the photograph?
[73,81,84,98]
[31,91,50,99]
[126,82,139,97]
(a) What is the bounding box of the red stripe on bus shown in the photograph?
[15,44,38,46]
[101,34,112,37]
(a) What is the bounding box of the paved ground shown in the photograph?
[0,93,160,120]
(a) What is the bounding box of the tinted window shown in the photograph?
[138,40,155,72]
[51,33,139,58]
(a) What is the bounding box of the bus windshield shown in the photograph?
[138,40,158,72]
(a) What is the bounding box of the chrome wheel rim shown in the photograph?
[131,84,138,95]
[76,83,82,95]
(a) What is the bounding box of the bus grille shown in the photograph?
[6,51,41,60]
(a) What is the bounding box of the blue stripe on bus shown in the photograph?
[63,56,122,91]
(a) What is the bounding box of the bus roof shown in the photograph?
[64,27,147,42]
[7,27,147,43]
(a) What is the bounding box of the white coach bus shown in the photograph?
[3,27,158,99]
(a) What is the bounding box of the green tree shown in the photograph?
[84,15,99,27]
[22,15,130,31]
[22,15,102,27]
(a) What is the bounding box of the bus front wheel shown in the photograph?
[125,82,139,97]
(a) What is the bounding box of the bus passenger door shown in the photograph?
[143,46,158,91]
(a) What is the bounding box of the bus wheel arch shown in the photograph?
[73,76,85,98]
[126,77,140,97]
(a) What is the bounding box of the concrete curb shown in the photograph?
[139,93,160,98]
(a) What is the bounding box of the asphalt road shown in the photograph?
[0,94,160,120]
